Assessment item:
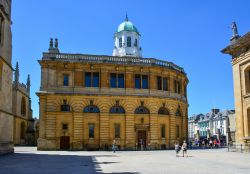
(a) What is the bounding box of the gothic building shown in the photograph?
[222,22,250,147]
[37,16,189,150]
[12,62,35,146]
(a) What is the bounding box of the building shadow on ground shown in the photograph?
[0,153,138,174]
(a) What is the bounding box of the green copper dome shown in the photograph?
[116,15,140,35]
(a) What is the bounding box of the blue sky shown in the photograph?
[11,0,250,117]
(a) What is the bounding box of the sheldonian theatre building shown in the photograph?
[37,16,189,150]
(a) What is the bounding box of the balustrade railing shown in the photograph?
[42,52,185,74]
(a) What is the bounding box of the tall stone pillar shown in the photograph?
[169,114,176,148]
[37,95,46,150]
[125,113,135,149]
[99,113,109,147]
[72,113,83,149]
[150,113,159,148]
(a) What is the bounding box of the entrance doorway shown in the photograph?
[60,136,70,150]
[137,131,147,148]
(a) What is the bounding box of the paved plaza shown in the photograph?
[0,147,250,174]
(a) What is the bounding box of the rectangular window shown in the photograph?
[184,85,187,97]
[63,74,69,86]
[118,74,124,88]
[115,124,121,138]
[62,124,68,130]
[142,75,148,89]
[177,81,181,94]
[161,125,166,138]
[92,72,99,87]
[85,72,91,87]
[110,73,125,88]
[110,73,117,88]
[88,124,95,138]
[127,37,131,47]
[163,77,168,91]
[176,125,180,138]
[135,74,141,89]
[157,76,162,90]
[85,72,99,87]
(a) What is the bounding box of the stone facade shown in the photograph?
[37,17,189,150]
[0,0,14,154]
[222,26,250,146]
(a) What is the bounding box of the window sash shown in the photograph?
[92,72,99,87]
[85,72,91,87]
[142,75,148,89]
[127,37,131,47]
[119,38,122,48]
[161,125,166,138]
[63,75,69,86]
[157,76,162,90]
[88,124,95,138]
[115,124,121,138]
[135,74,141,89]
[118,74,124,88]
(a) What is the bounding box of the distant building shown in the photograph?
[222,23,250,147]
[188,109,235,144]
[12,62,35,145]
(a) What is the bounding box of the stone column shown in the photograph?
[99,113,109,148]
[150,113,159,149]
[37,95,46,150]
[169,114,176,148]
[125,113,135,149]
[72,113,83,149]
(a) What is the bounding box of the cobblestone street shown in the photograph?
[0,147,250,174]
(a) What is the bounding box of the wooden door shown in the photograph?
[137,131,147,148]
[60,136,70,150]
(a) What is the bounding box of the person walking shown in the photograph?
[182,140,188,157]
[209,139,213,149]
[112,139,116,153]
[175,142,181,157]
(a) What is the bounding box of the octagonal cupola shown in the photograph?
[113,15,142,57]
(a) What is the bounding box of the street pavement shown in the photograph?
[0,147,250,174]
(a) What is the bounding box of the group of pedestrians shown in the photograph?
[175,140,188,157]
[191,138,221,149]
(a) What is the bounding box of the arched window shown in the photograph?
[110,101,125,114]
[127,37,131,47]
[61,100,70,112]
[135,102,150,114]
[175,106,182,116]
[83,105,100,113]
[245,67,250,94]
[21,97,26,116]
[119,38,122,48]
[158,107,170,115]
[20,122,25,139]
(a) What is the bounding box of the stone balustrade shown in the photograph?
[42,52,185,74]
